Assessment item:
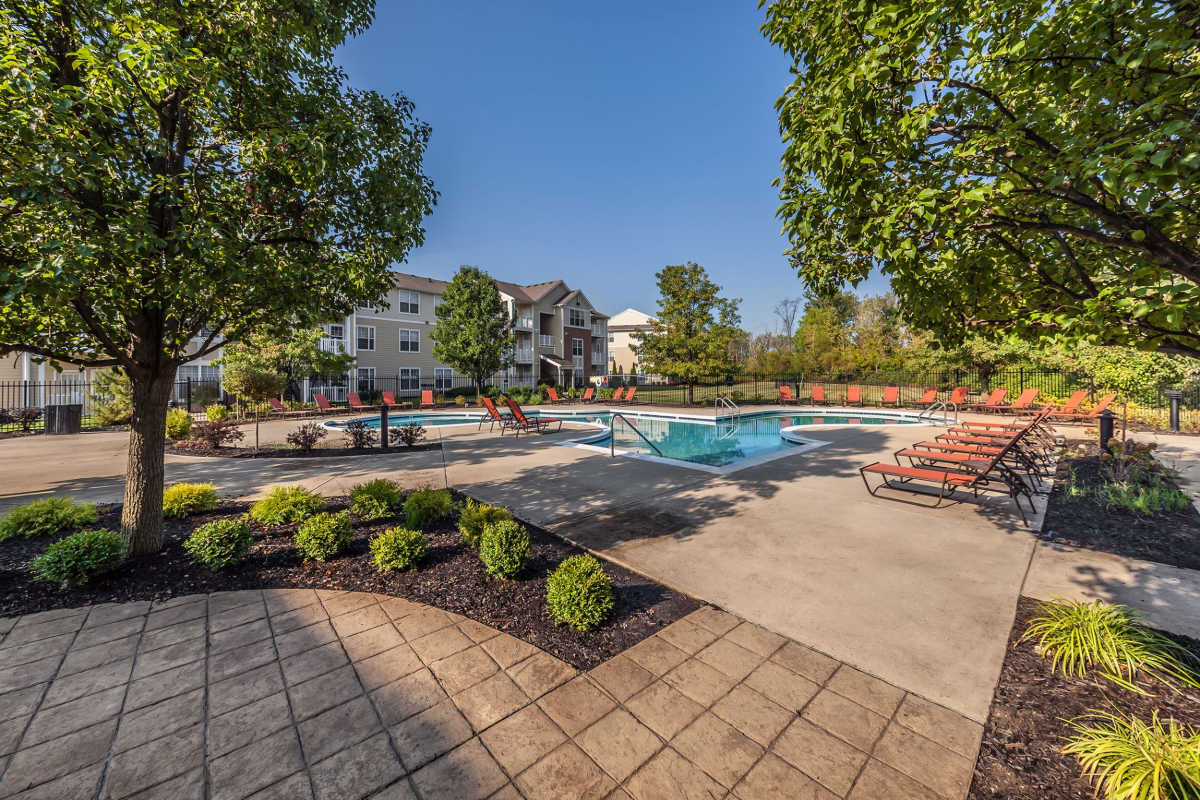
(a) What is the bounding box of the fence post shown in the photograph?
[1167,390,1182,433]
[186,377,192,414]
[1019,368,1024,392]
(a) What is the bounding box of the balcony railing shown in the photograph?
[319,338,347,354]
[538,334,554,347]
[590,324,605,337]
[591,351,606,365]
[515,316,534,330]
[513,348,534,364]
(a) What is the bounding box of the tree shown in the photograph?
[632,263,742,402]
[228,327,355,400]
[431,267,513,395]
[89,369,133,426]
[773,298,801,338]
[0,2,437,555]
[762,0,1200,358]
[217,347,286,451]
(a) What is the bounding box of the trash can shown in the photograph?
[44,404,83,435]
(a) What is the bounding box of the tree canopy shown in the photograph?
[0,1,436,553]
[431,267,513,394]
[633,263,741,400]
[761,0,1200,357]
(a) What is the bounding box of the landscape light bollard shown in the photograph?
[380,404,389,450]
[1167,390,1182,433]
[1098,409,1116,453]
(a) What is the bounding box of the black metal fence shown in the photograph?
[1,368,1197,433]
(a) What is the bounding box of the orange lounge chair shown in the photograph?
[916,387,937,406]
[880,386,900,407]
[348,392,371,410]
[998,388,1039,413]
[948,386,968,406]
[1019,390,1086,417]
[810,385,828,405]
[845,386,863,406]
[601,387,625,404]
[479,397,516,432]
[268,398,313,417]
[620,386,638,405]
[963,388,1008,413]
[580,387,595,402]
[420,390,435,409]
[1051,392,1117,422]
[546,388,571,404]
[502,398,562,437]
[382,391,397,407]
[778,385,801,405]
[313,393,350,414]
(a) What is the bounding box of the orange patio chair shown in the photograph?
[382,391,397,407]
[601,387,625,404]
[778,386,801,405]
[963,388,1008,413]
[546,387,571,404]
[580,386,595,402]
[948,386,969,406]
[502,398,563,437]
[880,386,900,407]
[810,385,827,405]
[845,385,863,406]
[420,390,434,409]
[348,392,371,410]
[999,388,1039,413]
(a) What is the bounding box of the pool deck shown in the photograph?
[2,405,1199,729]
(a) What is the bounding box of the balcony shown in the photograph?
[513,348,534,364]
[590,324,606,337]
[319,338,347,354]
[538,334,554,348]
[515,316,534,331]
[591,351,606,365]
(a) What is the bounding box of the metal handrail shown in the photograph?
[610,412,663,457]
[918,401,957,425]
[715,395,739,421]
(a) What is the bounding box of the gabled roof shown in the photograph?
[387,272,606,317]
[554,289,607,318]
[608,308,655,328]
[390,272,450,294]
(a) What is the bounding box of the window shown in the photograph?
[326,324,344,340]
[568,308,585,327]
[434,368,453,391]
[396,290,420,314]
[398,329,420,352]
[398,368,420,391]
[356,325,375,351]
[571,338,583,357]
[356,367,375,393]
[573,368,583,384]
[608,333,614,343]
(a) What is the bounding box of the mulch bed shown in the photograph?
[165,443,442,459]
[969,596,1200,799]
[0,491,699,669]
[1039,439,1200,570]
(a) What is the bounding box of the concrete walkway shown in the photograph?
[0,590,979,800]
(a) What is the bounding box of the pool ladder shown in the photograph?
[918,401,957,425]
[609,412,663,457]
[715,395,740,440]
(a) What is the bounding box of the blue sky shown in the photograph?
[337,1,888,333]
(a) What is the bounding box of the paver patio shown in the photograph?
[0,590,979,800]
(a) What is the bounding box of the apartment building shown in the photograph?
[607,308,655,377]
[315,272,609,400]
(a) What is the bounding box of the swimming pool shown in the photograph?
[324,408,935,472]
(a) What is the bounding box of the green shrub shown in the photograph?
[30,529,124,588]
[1021,599,1200,692]
[1063,711,1200,800]
[479,519,529,579]
[370,527,426,572]
[184,519,252,570]
[350,478,403,520]
[162,483,220,518]
[89,370,133,426]
[1097,483,1192,515]
[457,499,512,549]
[454,395,467,407]
[294,512,352,561]
[404,488,452,531]
[165,408,193,439]
[545,555,614,631]
[205,404,230,422]
[249,486,326,526]
[0,497,99,543]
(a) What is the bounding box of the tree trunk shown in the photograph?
[122,373,174,556]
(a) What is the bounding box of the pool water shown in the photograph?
[579,411,921,468]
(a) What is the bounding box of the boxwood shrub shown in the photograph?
[479,519,529,579]
[546,555,614,631]
[249,486,326,526]
[294,512,352,561]
[457,500,513,549]
[370,527,426,572]
[0,497,99,543]
[165,407,193,439]
[184,519,252,570]
[30,529,125,588]
[162,483,220,519]
[350,479,403,520]
[404,488,452,531]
